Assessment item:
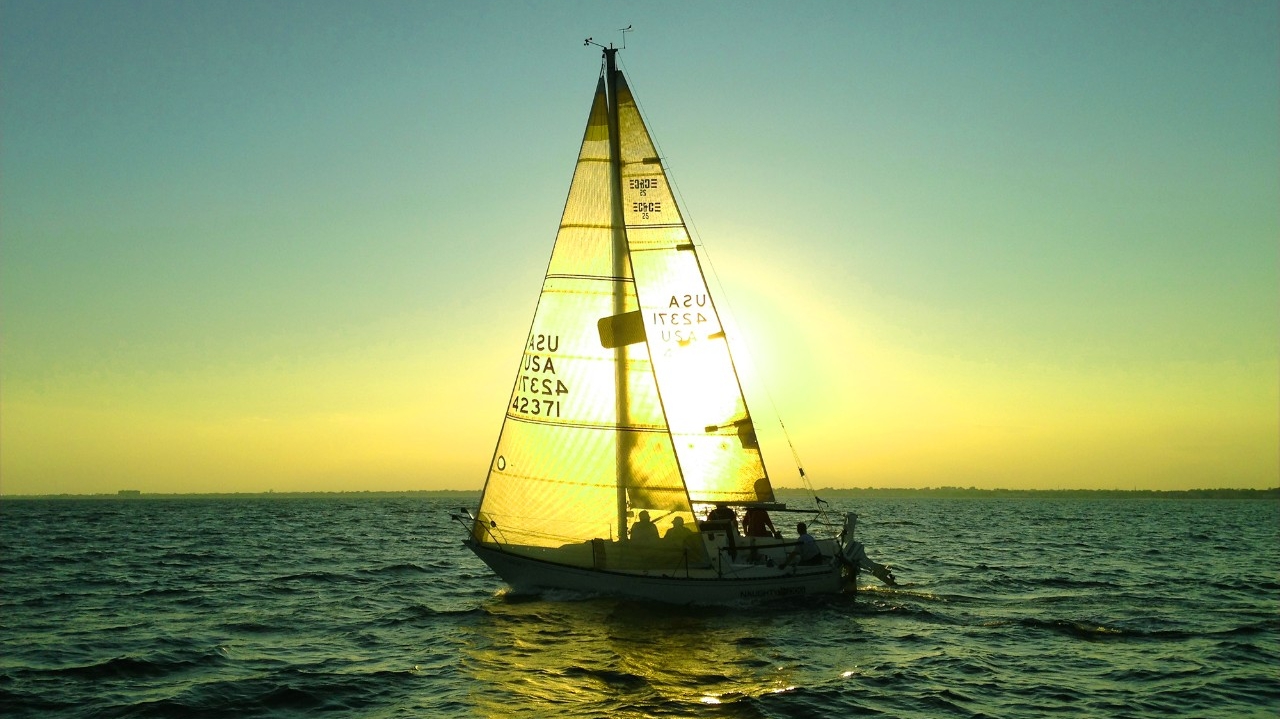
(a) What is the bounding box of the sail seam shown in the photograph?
[504,414,669,433]
[625,223,684,230]
[545,273,635,282]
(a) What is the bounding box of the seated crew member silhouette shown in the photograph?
[630,510,659,543]
[663,516,699,556]
[664,516,693,541]
[780,522,824,567]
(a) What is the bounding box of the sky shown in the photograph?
[1,0,1276,495]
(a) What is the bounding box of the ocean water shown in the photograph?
[1,494,1276,718]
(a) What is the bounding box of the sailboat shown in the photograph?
[456,45,894,604]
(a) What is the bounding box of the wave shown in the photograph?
[858,584,988,606]
[376,603,487,626]
[562,665,651,690]
[59,655,180,680]
[356,562,431,576]
[1014,617,1133,640]
[47,646,229,682]
[1031,576,1117,589]
[268,570,370,585]
[108,680,329,717]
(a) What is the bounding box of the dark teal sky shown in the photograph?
[2,1,1276,494]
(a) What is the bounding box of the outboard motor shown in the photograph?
[840,512,897,586]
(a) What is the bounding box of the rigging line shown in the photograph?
[620,55,822,506]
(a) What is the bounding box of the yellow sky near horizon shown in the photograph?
[3,250,1273,495]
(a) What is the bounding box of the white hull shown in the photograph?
[464,539,849,605]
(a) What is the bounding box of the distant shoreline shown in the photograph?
[1,487,1275,501]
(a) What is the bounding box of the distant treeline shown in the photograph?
[776,487,1279,500]
[2,487,1276,501]
[0,490,481,500]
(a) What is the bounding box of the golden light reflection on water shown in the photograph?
[460,597,805,717]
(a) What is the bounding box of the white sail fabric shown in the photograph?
[474,77,703,571]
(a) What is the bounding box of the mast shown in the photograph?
[604,47,632,537]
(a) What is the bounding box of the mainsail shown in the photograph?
[472,59,774,571]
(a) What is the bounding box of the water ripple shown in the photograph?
[1,494,1275,719]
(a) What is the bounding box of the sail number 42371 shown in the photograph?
[512,396,561,418]
[513,377,567,418]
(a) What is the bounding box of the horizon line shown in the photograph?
[2,487,1276,500]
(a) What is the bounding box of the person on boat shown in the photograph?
[630,510,659,543]
[663,516,700,553]
[780,522,824,567]
[663,516,693,541]
[742,507,778,538]
[703,503,739,560]
[707,503,735,524]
